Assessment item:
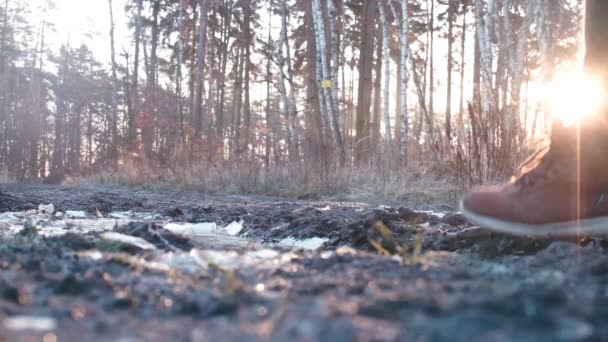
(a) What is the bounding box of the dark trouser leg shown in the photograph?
[585,0,608,87]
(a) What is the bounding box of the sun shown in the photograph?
[548,72,604,127]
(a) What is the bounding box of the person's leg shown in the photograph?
[460,0,608,236]
[584,0,608,84]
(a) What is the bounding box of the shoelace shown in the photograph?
[512,142,554,190]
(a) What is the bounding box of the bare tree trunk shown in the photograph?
[304,1,324,148]
[0,0,7,62]
[192,0,209,134]
[508,0,534,145]
[445,0,455,148]
[372,25,382,148]
[144,0,161,158]
[473,0,494,117]
[399,0,409,160]
[355,0,377,162]
[313,0,344,162]
[282,0,299,159]
[313,15,328,143]
[378,0,392,146]
[394,58,401,150]
[232,46,244,157]
[457,1,467,147]
[327,0,341,125]
[108,0,119,152]
[176,0,185,141]
[51,46,69,180]
[129,0,142,148]
[535,0,553,133]
[411,49,435,152]
[277,0,294,160]
[428,0,435,146]
[242,2,252,155]
[215,2,233,154]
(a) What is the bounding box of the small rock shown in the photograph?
[38,203,55,215]
[557,317,593,340]
[442,213,468,226]
[165,207,184,218]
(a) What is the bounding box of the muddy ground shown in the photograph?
[1,184,608,341]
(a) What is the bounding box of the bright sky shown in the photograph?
[39,0,129,63]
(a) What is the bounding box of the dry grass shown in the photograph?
[81,155,465,206]
[0,168,13,184]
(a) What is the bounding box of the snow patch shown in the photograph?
[164,222,218,235]
[222,220,243,236]
[4,316,57,331]
[278,237,328,250]
[421,210,447,219]
[100,232,157,250]
[65,210,88,219]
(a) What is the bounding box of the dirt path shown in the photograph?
[0,184,607,341]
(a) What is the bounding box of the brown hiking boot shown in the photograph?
[461,119,608,237]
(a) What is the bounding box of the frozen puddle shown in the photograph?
[158,248,297,274]
[0,207,331,278]
[0,208,326,251]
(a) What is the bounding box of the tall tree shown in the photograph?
[191,0,209,134]
[312,0,344,161]
[108,0,119,154]
[378,0,392,146]
[355,0,377,162]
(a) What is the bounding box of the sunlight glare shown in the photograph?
[548,73,604,127]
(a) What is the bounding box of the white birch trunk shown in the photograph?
[327,0,341,119]
[312,0,344,158]
[378,0,392,145]
[399,0,409,159]
[310,3,328,143]
[473,0,494,116]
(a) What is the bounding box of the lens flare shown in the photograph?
[548,73,604,126]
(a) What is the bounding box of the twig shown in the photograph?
[147,223,178,252]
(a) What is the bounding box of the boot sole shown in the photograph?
[460,201,608,237]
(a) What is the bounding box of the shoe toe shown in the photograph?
[462,185,512,221]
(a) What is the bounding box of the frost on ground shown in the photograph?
[1,184,608,341]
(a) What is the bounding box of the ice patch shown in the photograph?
[65,210,88,219]
[108,211,161,220]
[222,220,243,236]
[100,232,157,250]
[164,222,218,235]
[159,248,284,273]
[4,316,57,331]
[421,210,446,219]
[271,223,288,231]
[109,211,134,219]
[0,212,23,225]
[278,237,328,250]
[38,203,55,215]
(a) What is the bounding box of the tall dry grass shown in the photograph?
[85,153,465,206]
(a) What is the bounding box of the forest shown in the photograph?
[6,1,608,340]
[0,0,582,195]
